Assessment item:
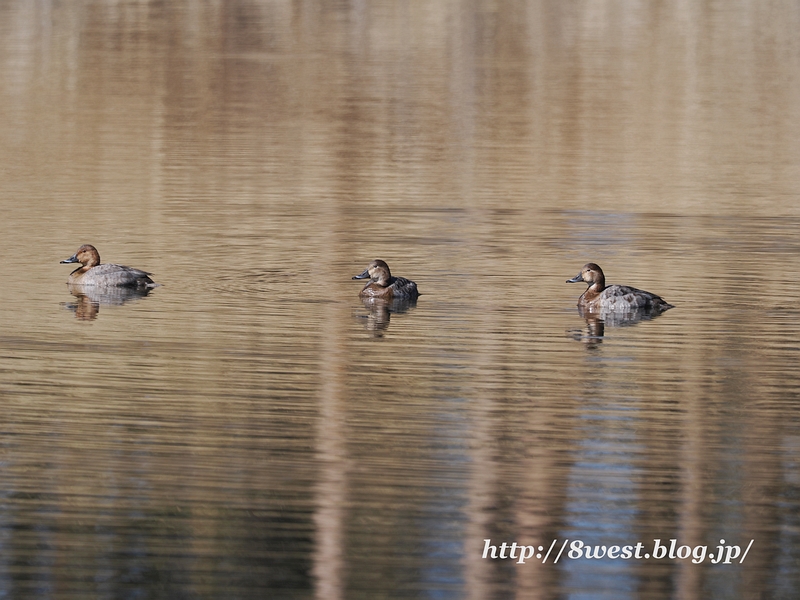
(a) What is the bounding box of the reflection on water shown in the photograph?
[568,306,674,348]
[1,1,800,598]
[62,283,156,321]
[353,296,419,337]
[578,306,672,329]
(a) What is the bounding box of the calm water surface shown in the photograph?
[1,1,800,599]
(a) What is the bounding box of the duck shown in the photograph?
[60,244,158,288]
[566,263,672,313]
[352,259,419,300]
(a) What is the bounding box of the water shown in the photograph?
[1,1,800,598]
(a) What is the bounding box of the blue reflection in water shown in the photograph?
[561,400,642,600]
[416,507,466,599]
[416,411,469,599]
[773,437,800,597]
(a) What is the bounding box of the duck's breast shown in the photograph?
[359,282,394,299]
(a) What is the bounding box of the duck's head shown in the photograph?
[353,259,392,286]
[61,244,101,268]
[567,263,605,287]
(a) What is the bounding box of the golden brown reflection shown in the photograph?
[1,1,800,599]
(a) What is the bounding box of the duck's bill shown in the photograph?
[352,269,370,280]
[60,255,79,264]
[566,273,583,284]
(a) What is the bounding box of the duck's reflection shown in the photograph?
[569,306,670,348]
[354,296,418,336]
[62,284,155,321]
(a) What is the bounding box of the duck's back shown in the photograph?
[389,276,419,299]
[594,284,671,312]
[70,263,156,288]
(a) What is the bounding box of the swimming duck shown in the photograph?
[60,244,158,288]
[566,263,672,313]
[352,259,419,300]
